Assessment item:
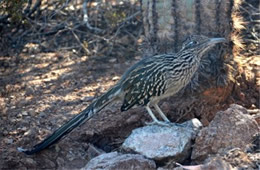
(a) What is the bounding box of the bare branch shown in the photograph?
[123,11,141,24]
[23,0,32,15]
[243,39,260,43]
[27,0,41,17]
[82,0,103,33]
[71,29,90,54]
[243,1,260,12]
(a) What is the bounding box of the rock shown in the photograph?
[56,157,65,168]
[109,58,117,63]
[4,138,13,144]
[42,159,56,169]
[82,152,156,170]
[192,104,259,162]
[21,158,37,169]
[86,144,105,161]
[22,111,28,116]
[122,118,202,162]
[24,158,37,165]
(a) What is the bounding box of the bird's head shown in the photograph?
[181,35,226,58]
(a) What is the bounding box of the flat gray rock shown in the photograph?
[82,152,156,170]
[122,118,202,162]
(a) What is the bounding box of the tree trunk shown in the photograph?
[140,0,248,125]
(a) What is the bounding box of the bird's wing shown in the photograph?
[120,58,166,111]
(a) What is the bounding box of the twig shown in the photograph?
[247,109,260,114]
[27,0,41,17]
[71,29,90,54]
[243,39,260,44]
[82,0,103,33]
[49,0,71,19]
[122,11,141,24]
[249,30,260,41]
[110,11,141,41]
[23,0,32,15]
[243,1,260,12]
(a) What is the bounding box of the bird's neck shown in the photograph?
[177,49,201,65]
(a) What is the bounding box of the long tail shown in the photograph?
[18,85,121,155]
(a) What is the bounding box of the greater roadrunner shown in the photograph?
[18,35,226,155]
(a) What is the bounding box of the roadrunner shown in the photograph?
[18,35,226,155]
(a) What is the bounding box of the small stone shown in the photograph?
[3,130,8,135]
[135,56,141,60]
[4,138,13,144]
[55,145,61,153]
[22,111,28,116]
[250,98,256,104]
[43,159,56,168]
[109,58,117,63]
[239,92,246,101]
[112,76,120,81]
[251,104,256,109]
[82,152,156,170]
[86,144,105,160]
[181,118,202,134]
[39,112,46,118]
[24,158,37,165]
[57,157,65,167]
[17,113,22,118]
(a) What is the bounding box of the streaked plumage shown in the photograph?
[18,35,226,155]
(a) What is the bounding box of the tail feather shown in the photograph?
[18,85,121,155]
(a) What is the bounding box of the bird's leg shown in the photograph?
[154,104,171,123]
[154,104,186,127]
[153,104,187,127]
[145,106,170,126]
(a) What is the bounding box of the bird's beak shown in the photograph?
[209,37,226,44]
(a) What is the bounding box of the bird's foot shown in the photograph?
[145,120,171,127]
[145,121,187,128]
[169,122,186,127]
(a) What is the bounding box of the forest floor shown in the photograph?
[0,45,146,169]
[0,1,259,169]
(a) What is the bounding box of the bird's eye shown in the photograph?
[182,40,199,50]
[191,41,198,45]
[187,41,197,47]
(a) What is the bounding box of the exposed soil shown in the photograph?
[0,42,148,167]
[0,1,259,169]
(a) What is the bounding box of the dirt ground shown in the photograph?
[0,1,259,169]
[0,45,147,169]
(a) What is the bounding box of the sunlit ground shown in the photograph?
[0,43,132,151]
